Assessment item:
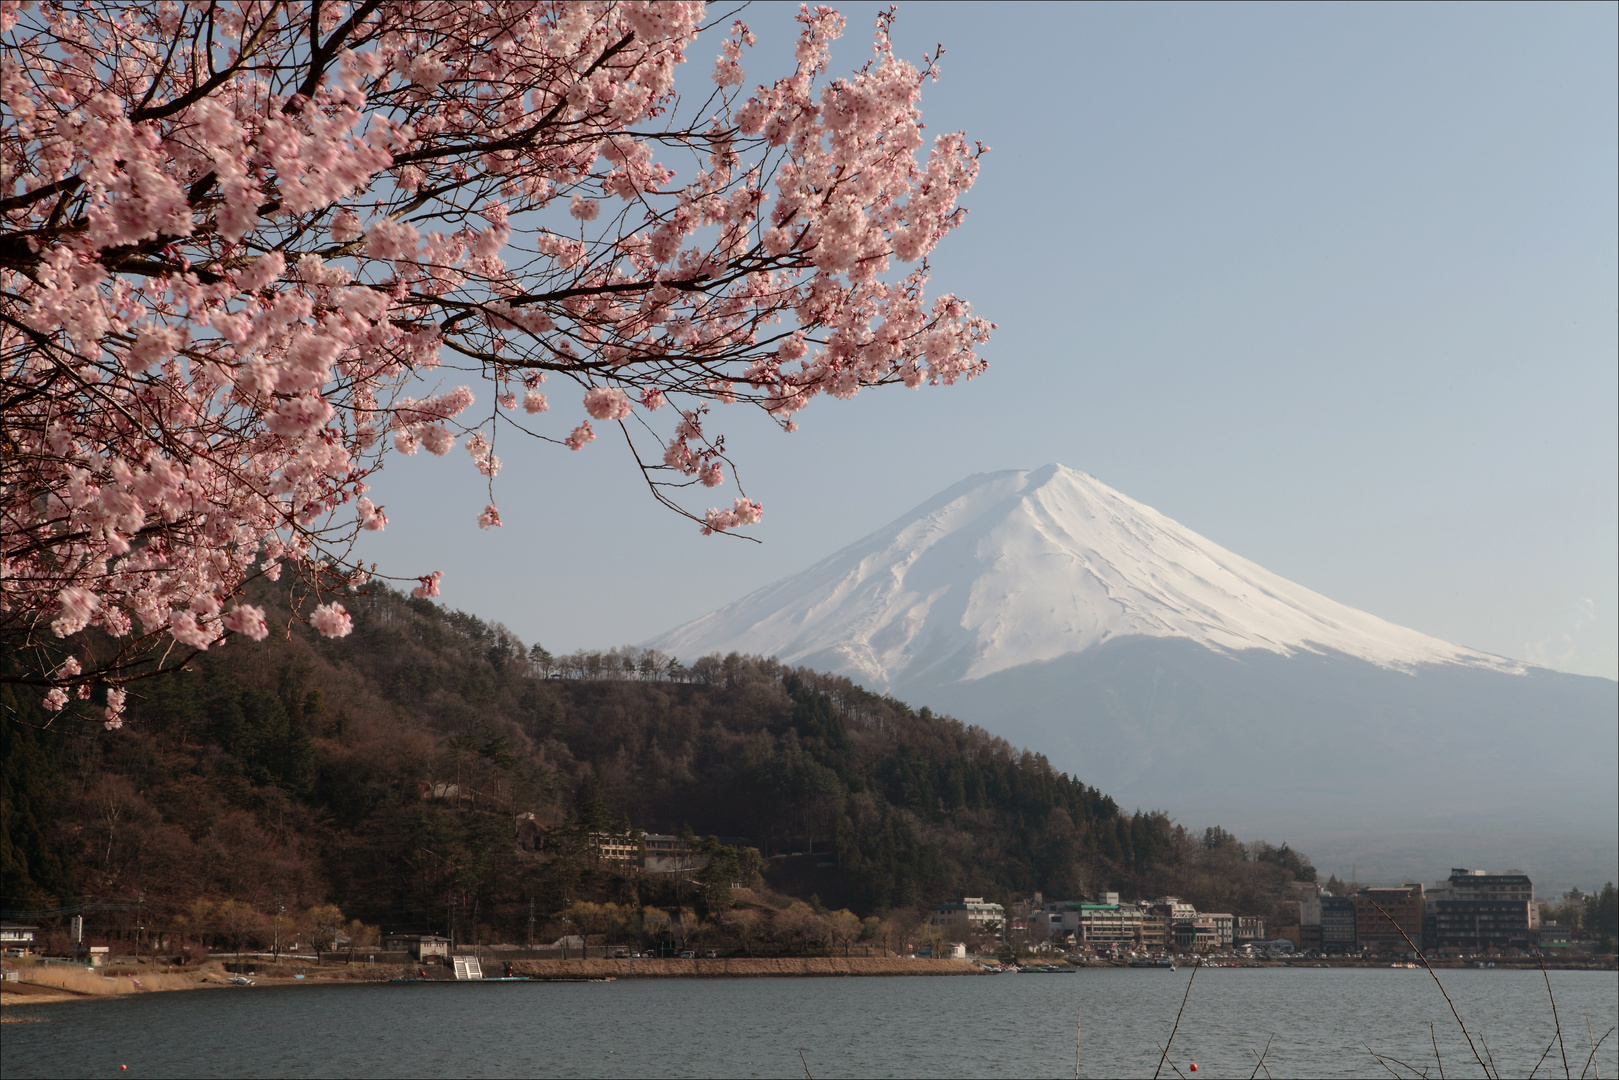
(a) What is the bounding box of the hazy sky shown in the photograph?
[358,2,1618,681]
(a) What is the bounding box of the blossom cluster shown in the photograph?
[1,1,990,711]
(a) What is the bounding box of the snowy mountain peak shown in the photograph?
[649,465,1522,689]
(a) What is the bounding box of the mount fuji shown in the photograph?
[650,465,1617,887]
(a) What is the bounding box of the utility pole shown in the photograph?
[527,898,535,950]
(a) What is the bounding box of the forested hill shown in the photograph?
[2,585,1316,941]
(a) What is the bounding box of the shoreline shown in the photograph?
[4,953,1612,1016]
[507,956,981,979]
[0,956,979,1014]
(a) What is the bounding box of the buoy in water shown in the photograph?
[1189,1066,1198,1073]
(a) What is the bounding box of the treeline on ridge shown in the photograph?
[2,584,1318,949]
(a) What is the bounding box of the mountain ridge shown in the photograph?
[650,464,1525,686]
[649,465,1616,888]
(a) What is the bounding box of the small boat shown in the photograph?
[227,974,255,986]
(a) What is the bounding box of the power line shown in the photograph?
[0,900,140,920]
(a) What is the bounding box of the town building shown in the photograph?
[381,934,450,961]
[1447,868,1534,905]
[1538,923,1572,949]
[588,831,642,867]
[1300,891,1323,928]
[1077,903,1144,944]
[1172,919,1219,951]
[1296,889,1325,952]
[1150,897,1197,923]
[1354,885,1425,952]
[931,897,1006,937]
[1204,913,1235,947]
[1234,916,1266,945]
[0,923,37,954]
[1426,869,1536,951]
[641,833,703,874]
[1037,897,1144,945]
[1320,896,1356,953]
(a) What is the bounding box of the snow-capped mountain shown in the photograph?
[651,465,1617,888]
[651,464,1519,688]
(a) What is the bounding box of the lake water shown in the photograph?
[4,967,1616,1079]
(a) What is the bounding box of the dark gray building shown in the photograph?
[1320,896,1356,953]
[1425,869,1536,951]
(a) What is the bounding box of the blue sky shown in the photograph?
[359,2,1618,680]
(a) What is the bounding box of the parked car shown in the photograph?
[705,950,718,959]
[679,950,696,959]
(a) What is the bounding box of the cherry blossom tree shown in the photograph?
[1,0,991,723]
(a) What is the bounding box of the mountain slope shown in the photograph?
[1,586,1319,937]
[651,466,1617,888]
[914,637,1615,888]
[650,464,1520,691]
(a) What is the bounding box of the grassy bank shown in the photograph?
[0,964,219,1011]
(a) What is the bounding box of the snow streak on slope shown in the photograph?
[649,464,1522,690]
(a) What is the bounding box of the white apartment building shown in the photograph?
[931,897,1006,936]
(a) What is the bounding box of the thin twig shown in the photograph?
[1367,898,1492,1078]
[1153,947,1206,1080]
[1539,950,1572,1080]
[1366,1043,1409,1079]
[1075,1001,1081,1080]
[1155,1043,1188,1079]
[1248,1034,1274,1080]
[1379,1049,1435,1078]
[1533,1035,1562,1079]
[1432,1020,1446,1079]
[1579,1021,1613,1080]
[1478,1032,1500,1080]
[799,1048,813,1079]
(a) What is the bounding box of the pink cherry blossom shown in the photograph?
[477,505,503,530]
[701,497,765,535]
[565,423,597,450]
[309,602,354,638]
[3,1,988,706]
[357,498,389,531]
[51,588,100,638]
[223,604,270,641]
[584,387,633,421]
[104,686,126,726]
